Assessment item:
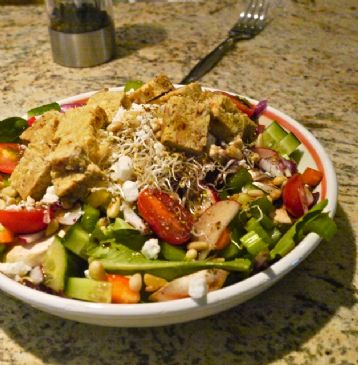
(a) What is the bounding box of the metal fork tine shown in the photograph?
[245,0,263,28]
[252,0,268,28]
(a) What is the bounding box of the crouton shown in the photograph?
[205,93,257,142]
[122,74,174,108]
[87,90,125,122]
[51,105,108,168]
[52,163,104,200]
[10,143,52,200]
[20,110,61,145]
[160,96,210,154]
[154,83,202,104]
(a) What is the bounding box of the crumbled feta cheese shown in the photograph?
[6,236,55,267]
[188,274,208,299]
[122,203,146,232]
[141,238,160,260]
[135,129,150,140]
[110,155,133,182]
[41,186,59,204]
[0,262,31,277]
[122,181,139,202]
[29,266,44,284]
[58,207,83,225]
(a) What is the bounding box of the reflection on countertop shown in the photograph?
[0,0,357,364]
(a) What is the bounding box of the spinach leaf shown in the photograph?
[0,117,28,142]
[27,102,61,117]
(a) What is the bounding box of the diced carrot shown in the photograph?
[301,168,323,187]
[215,228,231,250]
[0,224,14,244]
[107,274,140,304]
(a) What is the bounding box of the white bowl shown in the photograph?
[0,87,337,327]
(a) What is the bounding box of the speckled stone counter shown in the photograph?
[0,0,357,364]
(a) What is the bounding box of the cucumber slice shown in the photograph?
[65,278,112,303]
[275,132,301,156]
[42,237,68,292]
[63,224,92,259]
[262,121,287,148]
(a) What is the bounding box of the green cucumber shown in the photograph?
[275,132,301,156]
[63,224,92,259]
[65,278,112,303]
[43,237,86,292]
[262,121,287,148]
[42,237,68,292]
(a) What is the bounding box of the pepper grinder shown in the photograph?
[46,0,116,67]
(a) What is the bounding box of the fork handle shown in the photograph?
[180,37,236,84]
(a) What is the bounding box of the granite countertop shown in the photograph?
[0,0,357,364]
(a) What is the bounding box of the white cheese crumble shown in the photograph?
[41,185,59,204]
[110,155,134,182]
[122,203,147,233]
[29,266,44,284]
[141,238,160,260]
[0,262,31,277]
[122,181,139,202]
[188,275,208,299]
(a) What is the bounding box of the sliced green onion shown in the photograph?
[240,231,268,256]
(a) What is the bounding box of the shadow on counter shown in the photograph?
[0,202,355,365]
[113,23,167,60]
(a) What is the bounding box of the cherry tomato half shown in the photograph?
[137,189,193,245]
[0,143,22,174]
[282,174,308,218]
[0,208,49,234]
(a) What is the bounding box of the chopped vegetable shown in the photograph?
[0,224,14,244]
[107,274,140,304]
[124,80,144,92]
[137,189,193,245]
[0,117,28,143]
[0,143,22,174]
[0,208,49,234]
[301,167,323,187]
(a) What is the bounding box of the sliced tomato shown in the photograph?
[137,189,193,245]
[301,167,323,188]
[0,144,22,174]
[218,91,255,117]
[0,224,14,244]
[107,274,140,304]
[0,208,48,234]
[282,174,309,218]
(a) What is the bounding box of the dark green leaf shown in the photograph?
[0,117,28,142]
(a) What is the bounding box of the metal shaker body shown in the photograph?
[46,0,116,67]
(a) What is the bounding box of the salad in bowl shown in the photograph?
[0,74,336,306]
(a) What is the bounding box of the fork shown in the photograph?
[180,0,269,84]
